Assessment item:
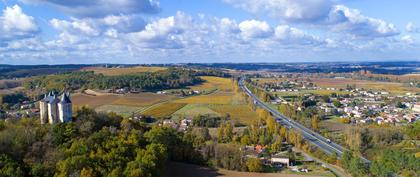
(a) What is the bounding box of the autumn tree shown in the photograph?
[246,158,263,172]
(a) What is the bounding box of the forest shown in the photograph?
[0,107,202,177]
[23,68,206,92]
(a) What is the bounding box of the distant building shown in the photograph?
[413,104,420,113]
[39,92,72,124]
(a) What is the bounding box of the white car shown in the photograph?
[326,139,331,143]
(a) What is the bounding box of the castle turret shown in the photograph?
[40,91,72,124]
[39,94,49,124]
[58,92,72,123]
[47,94,60,124]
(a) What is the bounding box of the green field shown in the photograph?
[95,104,144,117]
[142,103,187,118]
[173,104,220,118]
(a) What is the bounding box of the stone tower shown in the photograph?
[40,91,72,124]
[47,94,60,124]
[58,92,72,123]
[39,94,49,124]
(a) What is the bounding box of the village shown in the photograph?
[257,75,420,126]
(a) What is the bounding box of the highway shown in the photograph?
[239,77,370,163]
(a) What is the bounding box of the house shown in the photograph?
[179,118,193,131]
[115,88,127,94]
[344,107,353,113]
[360,118,372,124]
[156,91,167,94]
[162,119,178,129]
[255,144,266,153]
[413,104,420,113]
[271,156,291,167]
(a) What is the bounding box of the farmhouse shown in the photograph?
[413,104,420,113]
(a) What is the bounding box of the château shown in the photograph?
[39,92,72,124]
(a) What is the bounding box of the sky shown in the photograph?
[0,0,420,64]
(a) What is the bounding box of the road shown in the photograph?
[239,77,370,164]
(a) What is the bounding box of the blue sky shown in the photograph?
[0,0,419,64]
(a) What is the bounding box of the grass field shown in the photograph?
[311,78,419,94]
[173,104,221,118]
[83,66,166,76]
[142,103,187,118]
[72,93,121,108]
[189,76,233,92]
[208,104,258,124]
[171,76,257,123]
[73,92,173,108]
[174,94,233,104]
[95,104,143,117]
[112,93,174,107]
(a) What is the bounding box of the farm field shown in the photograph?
[208,104,258,124]
[82,66,167,76]
[95,104,143,117]
[273,90,350,97]
[73,76,258,123]
[253,78,287,85]
[189,76,234,92]
[72,93,120,108]
[174,94,233,104]
[310,78,419,94]
[169,76,257,124]
[112,93,174,107]
[254,77,419,94]
[142,102,187,118]
[365,73,420,82]
[172,104,221,119]
[72,92,175,117]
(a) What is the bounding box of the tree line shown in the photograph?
[23,68,229,92]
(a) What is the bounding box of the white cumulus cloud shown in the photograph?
[329,5,399,38]
[274,25,323,45]
[0,5,39,41]
[224,0,332,22]
[406,22,420,33]
[22,0,160,17]
[238,20,273,39]
[224,0,399,38]
[126,11,191,49]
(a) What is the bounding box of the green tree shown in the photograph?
[246,158,263,172]
[52,123,77,146]
[311,115,319,130]
[0,154,25,177]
